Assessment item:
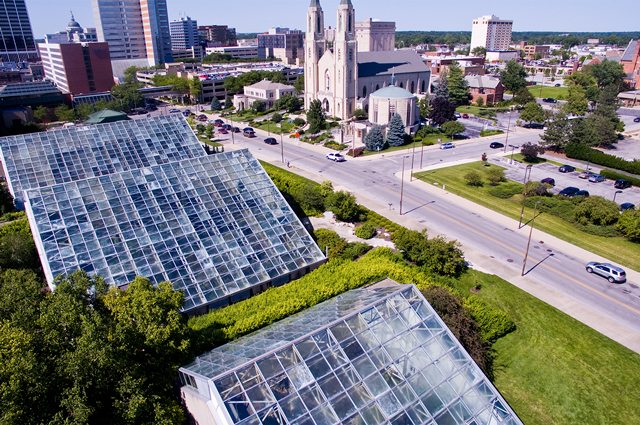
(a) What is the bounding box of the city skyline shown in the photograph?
[26,0,640,42]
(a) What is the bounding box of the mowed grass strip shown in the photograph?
[414,161,640,271]
[527,85,570,100]
[451,270,640,425]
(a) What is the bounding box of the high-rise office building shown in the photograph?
[170,16,198,50]
[0,0,38,62]
[470,15,513,52]
[91,0,172,66]
[198,25,237,47]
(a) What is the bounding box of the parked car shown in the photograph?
[264,137,277,145]
[243,129,255,137]
[543,98,557,103]
[326,153,346,162]
[218,129,228,134]
[454,113,461,118]
[541,178,555,186]
[558,165,576,173]
[620,203,635,213]
[462,113,469,119]
[586,262,626,283]
[213,121,222,127]
[243,127,254,132]
[522,123,544,129]
[558,187,580,197]
[169,108,180,113]
[579,171,595,179]
[221,124,232,130]
[554,83,561,87]
[214,119,224,124]
[232,127,240,133]
[588,174,606,183]
[440,142,454,150]
[575,190,589,197]
[614,179,632,189]
[489,142,504,149]
[634,117,640,123]
[197,114,208,121]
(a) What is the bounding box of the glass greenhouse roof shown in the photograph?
[23,150,325,311]
[0,114,203,197]
[181,285,523,425]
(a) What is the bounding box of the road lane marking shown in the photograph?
[381,186,640,317]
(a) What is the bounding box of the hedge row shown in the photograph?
[565,144,640,176]
[188,248,516,355]
[363,208,407,234]
[600,169,640,188]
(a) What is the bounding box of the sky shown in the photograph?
[26,0,639,39]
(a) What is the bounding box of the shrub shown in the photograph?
[520,142,545,162]
[326,191,361,222]
[271,112,283,123]
[479,129,504,137]
[354,222,376,239]
[293,117,306,127]
[391,229,467,277]
[293,183,326,216]
[617,210,640,241]
[464,170,484,187]
[565,144,640,176]
[342,242,371,260]
[573,196,620,226]
[485,168,505,185]
[488,183,522,199]
[261,161,325,217]
[600,169,640,187]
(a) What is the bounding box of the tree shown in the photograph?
[326,191,360,222]
[428,97,456,126]
[520,101,545,125]
[568,117,600,147]
[294,74,305,94]
[476,96,484,107]
[306,99,325,134]
[205,123,213,139]
[386,114,406,147]
[464,170,483,187]
[441,121,466,140]
[418,97,430,119]
[391,228,466,277]
[271,112,283,123]
[447,63,470,106]
[293,117,306,127]
[539,111,571,148]
[353,108,367,120]
[251,100,265,113]
[54,104,76,122]
[485,167,504,185]
[225,95,233,109]
[513,87,535,106]
[500,60,528,93]
[481,152,488,165]
[587,59,626,89]
[211,97,222,111]
[563,85,589,116]
[274,94,301,112]
[617,210,640,241]
[471,46,487,57]
[33,106,51,123]
[363,125,386,152]
[433,71,449,99]
[573,196,620,226]
[520,142,545,162]
[189,78,202,102]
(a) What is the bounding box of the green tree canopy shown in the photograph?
[326,191,360,222]
[563,85,589,116]
[211,97,222,111]
[519,101,545,124]
[54,104,76,122]
[363,125,386,152]
[429,97,456,126]
[500,60,528,93]
[441,121,466,139]
[293,74,305,94]
[418,97,430,119]
[513,87,535,106]
[447,63,470,106]
[306,99,325,134]
[225,95,233,109]
[386,114,406,147]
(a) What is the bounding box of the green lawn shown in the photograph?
[452,270,640,425]
[414,161,640,271]
[362,134,443,156]
[527,85,569,100]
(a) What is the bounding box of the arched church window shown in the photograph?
[399,82,403,88]
[308,48,311,58]
[349,49,353,61]
[411,81,415,93]
[362,86,367,98]
[339,15,342,32]
[325,70,330,91]
[348,14,352,32]
[317,16,321,34]
[338,49,341,61]
[338,70,341,83]
[309,17,312,32]
[421,80,426,93]
[376,84,379,91]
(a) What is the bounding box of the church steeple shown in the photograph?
[336,0,355,42]
[307,0,324,40]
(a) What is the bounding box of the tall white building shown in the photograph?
[170,16,198,50]
[91,0,172,66]
[470,15,513,52]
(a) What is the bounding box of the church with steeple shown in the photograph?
[304,0,431,124]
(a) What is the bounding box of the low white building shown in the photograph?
[367,85,417,129]
[485,50,520,62]
[206,46,258,59]
[233,79,296,110]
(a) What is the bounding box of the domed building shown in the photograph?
[367,83,417,128]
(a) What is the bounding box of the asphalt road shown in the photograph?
[225,128,640,339]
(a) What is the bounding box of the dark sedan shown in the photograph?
[264,137,278,145]
[558,165,576,173]
[490,142,504,149]
[614,179,632,189]
[558,187,580,197]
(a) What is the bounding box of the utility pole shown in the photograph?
[521,201,541,276]
[280,127,284,163]
[400,156,406,215]
[410,139,416,181]
[420,140,425,169]
[518,165,533,228]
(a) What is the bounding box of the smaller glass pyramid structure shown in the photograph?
[180,284,523,425]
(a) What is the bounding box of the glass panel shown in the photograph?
[330,321,353,342]
[393,381,416,407]
[258,355,284,379]
[377,391,402,418]
[238,364,263,390]
[433,409,457,425]
[310,403,339,425]
[474,382,496,404]
[246,382,276,411]
[370,321,394,344]
[356,329,380,351]
[363,373,390,398]
[215,374,243,400]
[331,392,357,420]
[291,414,314,425]
[324,345,348,369]
[434,382,457,406]
[306,355,331,379]
[423,338,445,362]
[399,307,422,328]
[346,314,368,334]
[352,355,377,379]
[360,308,381,326]
[390,411,413,425]
[260,405,287,425]
[461,388,484,414]
[225,392,255,423]
[347,383,373,409]
[318,373,343,400]
[279,394,307,422]
[435,356,456,377]
[341,337,365,361]
[361,403,386,425]
[296,338,320,360]
[277,346,302,369]
[344,413,366,425]
[408,372,431,397]
[421,390,444,416]
[288,363,314,390]
[394,356,417,379]
[269,373,294,401]
[381,364,404,388]
[299,384,326,411]
[368,346,392,370]
[335,364,360,389]
[449,399,472,424]
[406,402,431,425]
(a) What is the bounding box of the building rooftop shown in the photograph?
[181,284,523,425]
[247,79,295,91]
[0,80,62,98]
[621,40,638,62]
[464,75,502,90]
[357,51,430,78]
[370,85,414,99]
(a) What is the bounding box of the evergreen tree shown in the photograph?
[224,95,233,109]
[364,125,386,151]
[434,71,449,99]
[513,87,535,106]
[211,97,221,111]
[386,114,406,147]
[429,97,456,126]
[307,99,325,134]
[447,63,470,106]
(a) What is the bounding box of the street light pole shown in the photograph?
[586,152,591,172]
[509,145,518,164]
[400,156,406,215]
[521,201,542,276]
[518,164,533,228]
[614,190,623,203]
[503,111,512,153]
[281,131,284,163]
[410,140,416,181]
[420,140,425,169]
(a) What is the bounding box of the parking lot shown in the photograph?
[502,160,640,207]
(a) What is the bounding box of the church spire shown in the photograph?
[309,0,320,8]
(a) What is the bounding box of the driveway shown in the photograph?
[501,160,640,206]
